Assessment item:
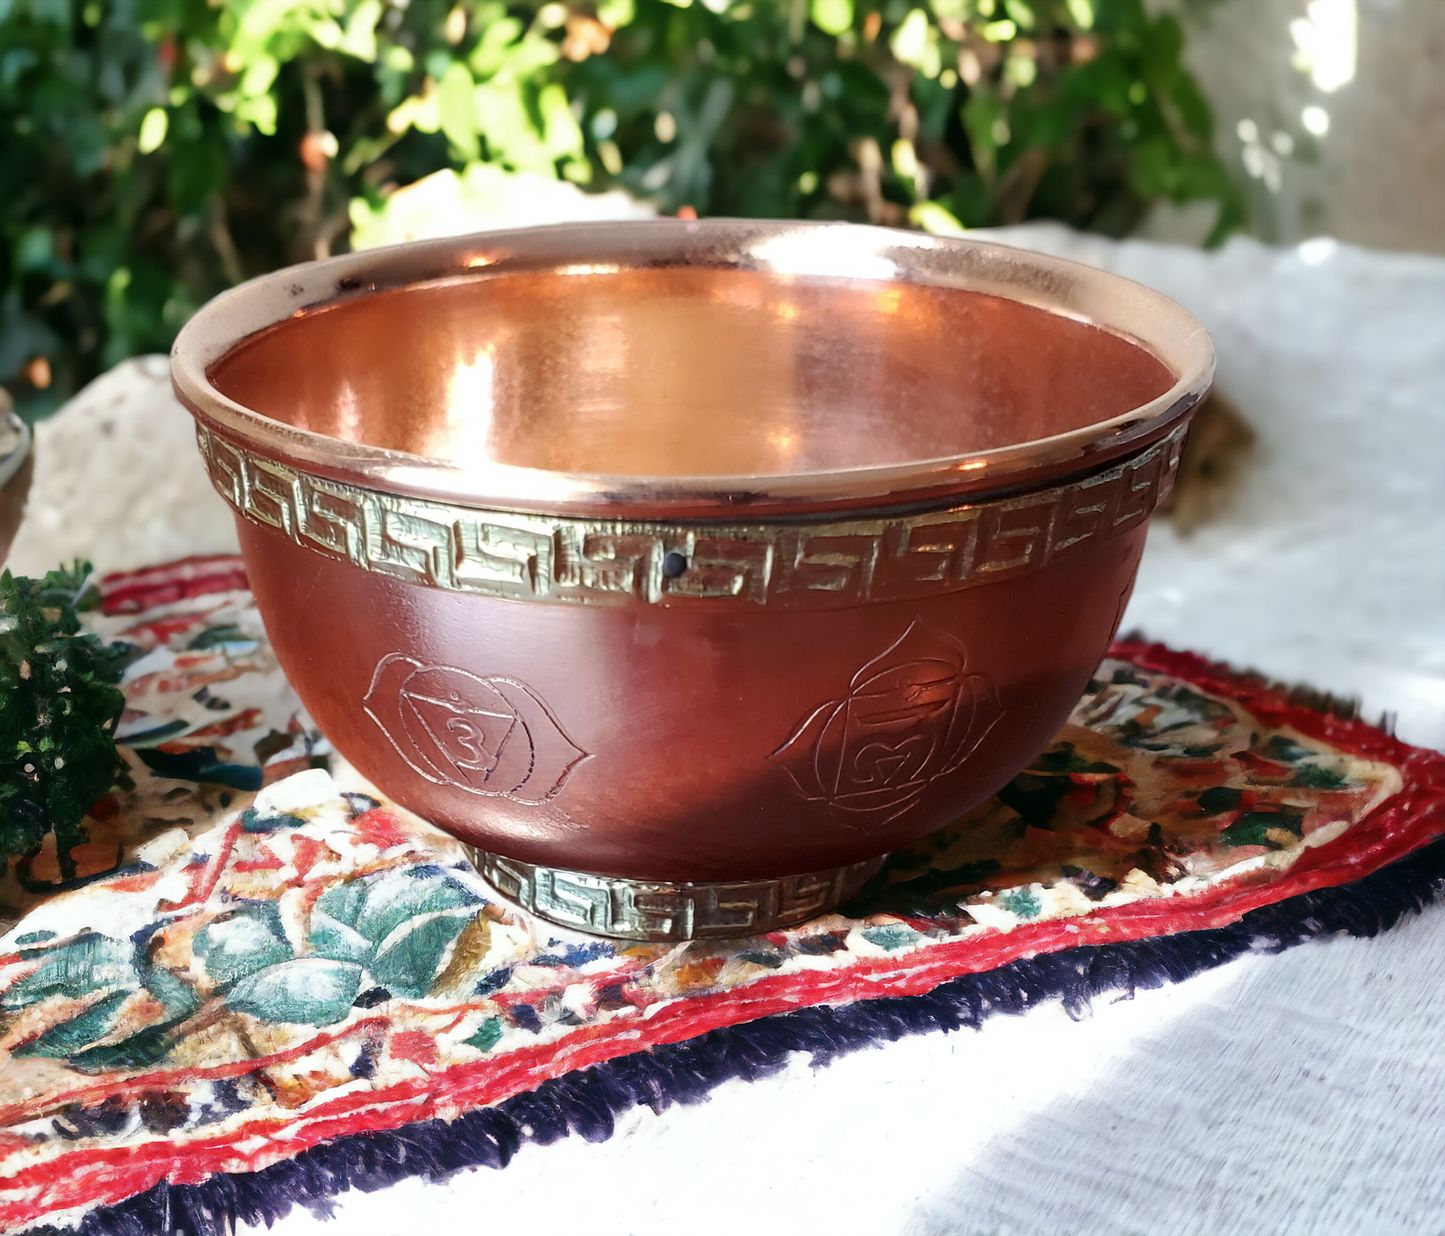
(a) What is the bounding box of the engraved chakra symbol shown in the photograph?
[770,621,1003,822]
[364,655,587,803]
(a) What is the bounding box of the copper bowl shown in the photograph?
[171,221,1213,940]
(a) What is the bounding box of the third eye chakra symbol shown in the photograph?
[770,620,1003,823]
[363,654,587,803]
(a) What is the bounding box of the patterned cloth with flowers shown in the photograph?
[1,557,1443,1235]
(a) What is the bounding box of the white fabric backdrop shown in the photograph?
[14,227,1445,1235]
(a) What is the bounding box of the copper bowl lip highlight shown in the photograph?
[170,218,1215,520]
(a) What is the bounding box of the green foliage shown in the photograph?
[565,0,1242,236]
[0,560,129,879]
[0,0,1243,415]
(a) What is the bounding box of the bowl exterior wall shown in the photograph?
[236,510,1147,882]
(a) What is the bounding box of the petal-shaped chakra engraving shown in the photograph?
[771,620,1003,822]
[363,655,588,803]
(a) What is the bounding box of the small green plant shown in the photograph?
[0,561,129,880]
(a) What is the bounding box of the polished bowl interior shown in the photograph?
[172,221,1213,920]
[207,267,1176,489]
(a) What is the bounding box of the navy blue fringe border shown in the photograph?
[30,833,1445,1236]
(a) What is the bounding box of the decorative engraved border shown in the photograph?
[471,849,886,942]
[197,421,1185,610]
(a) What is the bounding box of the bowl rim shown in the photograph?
[170,218,1215,519]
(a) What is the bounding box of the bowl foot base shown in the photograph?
[467,849,887,943]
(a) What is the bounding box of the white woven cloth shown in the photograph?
[15,227,1445,1236]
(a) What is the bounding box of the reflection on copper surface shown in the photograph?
[438,344,496,463]
[748,226,906,281]
[875,287,904,316]
[558,263,622,277]
[209,267,1173,482]
[768,428,799,468]
[333,379,363,445]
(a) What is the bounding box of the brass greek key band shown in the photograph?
[197,420,1185,610]
[471,849,885,942]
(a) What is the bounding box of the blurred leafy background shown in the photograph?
[0,0,1245,416]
